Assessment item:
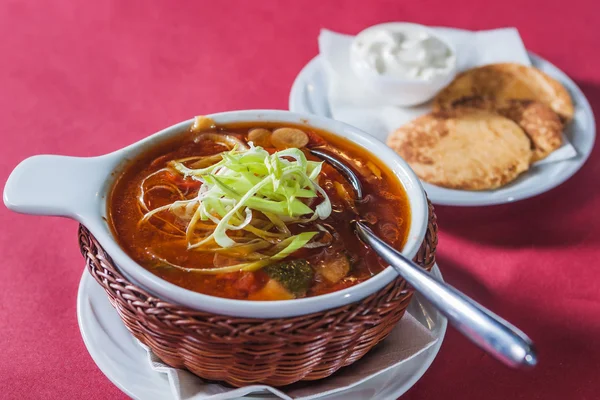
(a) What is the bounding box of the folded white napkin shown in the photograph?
[318,27,577,166]
[139,311,437,400]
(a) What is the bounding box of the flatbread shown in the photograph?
[450,97,563,161]
[433,63,574,122]
[387,109,532,190]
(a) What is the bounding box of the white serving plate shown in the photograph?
[77,265,447,400]
[289,53,596,206]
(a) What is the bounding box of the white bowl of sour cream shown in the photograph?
[350,22,457,106]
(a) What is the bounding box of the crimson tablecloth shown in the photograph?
[1,1,599,399]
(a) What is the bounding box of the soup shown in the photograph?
[109,117,410,301]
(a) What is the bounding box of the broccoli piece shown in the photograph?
[263,259,314,297]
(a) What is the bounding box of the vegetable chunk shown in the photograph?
[263,259,314,297]
[271,128,309,149]
[248,128,272,147]
[315,254,350,284]
[248,279,294,300]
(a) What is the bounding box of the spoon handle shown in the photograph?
[355,222,537,369]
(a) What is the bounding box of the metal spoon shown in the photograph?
[310,148,537,369]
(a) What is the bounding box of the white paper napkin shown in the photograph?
[139,311,437,400]
[318,27,577,166]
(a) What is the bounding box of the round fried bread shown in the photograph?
[386,110,532,190]
[450,96,563,161]
[433,63,574,121]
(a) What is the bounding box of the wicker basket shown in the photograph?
[78,201,437,387]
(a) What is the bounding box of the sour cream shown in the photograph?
[351,24,455,81]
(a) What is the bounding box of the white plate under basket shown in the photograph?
[77,265,447,400]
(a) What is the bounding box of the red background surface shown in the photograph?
[1,1,599,399]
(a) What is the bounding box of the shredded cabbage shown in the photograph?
[140,143,332,273]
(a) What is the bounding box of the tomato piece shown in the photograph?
[220,272,240,281]
[163,171,202,190]
[306,130,327,147]
[176,178,202,190]
[233,272,256,293]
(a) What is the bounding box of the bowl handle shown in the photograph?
[3,154,116,221]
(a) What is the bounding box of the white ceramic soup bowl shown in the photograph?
[4,110,428,318]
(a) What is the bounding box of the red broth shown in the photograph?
[109,122,410,300]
